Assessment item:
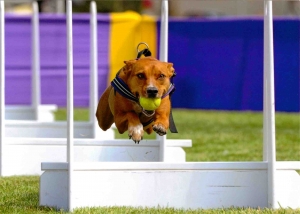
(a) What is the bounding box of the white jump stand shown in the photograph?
[39,161,300,210]
[5,3,57,122]
[38,1,300,211]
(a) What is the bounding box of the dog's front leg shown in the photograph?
[152,99,171,136]
[153,112,169,136]
[115,111,144,144]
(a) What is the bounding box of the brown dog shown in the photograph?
[96,57,176,143]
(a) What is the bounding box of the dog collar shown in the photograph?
[111,76,139,103]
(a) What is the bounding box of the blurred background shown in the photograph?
[4,0,300,16]
[3,0,299,112]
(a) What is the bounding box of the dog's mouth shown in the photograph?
[135,92,161,99]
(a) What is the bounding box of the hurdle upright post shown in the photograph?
[158,0,168,162]
[263,0,277,209]
[32,1,41,120]
[90,1,98,137]
[0,0,5,176]
[66,0,74,211]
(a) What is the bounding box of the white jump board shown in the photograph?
[5,120,114,139]
[1,138,191,176]
[5,105,57,121]
[40,161,300,210]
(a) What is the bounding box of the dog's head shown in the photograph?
[118,57,175,99]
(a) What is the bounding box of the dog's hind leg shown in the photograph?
[96,86,114,131]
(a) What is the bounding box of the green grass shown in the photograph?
[167,110,300,162]
[55,109,300,161]
[1,109,299,213]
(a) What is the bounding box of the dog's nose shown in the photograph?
[146,87,158,98]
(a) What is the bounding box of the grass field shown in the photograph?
[0,109,299,213]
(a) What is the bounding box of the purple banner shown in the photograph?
[5,13,110,107]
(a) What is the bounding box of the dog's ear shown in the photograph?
[122,60,137,75]
[167,63,176,78]
[118,60,137,81]
[124,59,136,66]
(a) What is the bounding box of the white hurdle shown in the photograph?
[5,1,57,121]
[0,1,190,177]
[40,0,299,211]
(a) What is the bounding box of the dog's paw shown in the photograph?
[153,123,167,136]
[128,124,144,144]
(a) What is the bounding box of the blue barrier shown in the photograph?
[165,18,299,112]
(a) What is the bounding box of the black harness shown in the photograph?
[110,44,178,133]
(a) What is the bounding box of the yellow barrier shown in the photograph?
[109,11,157,83]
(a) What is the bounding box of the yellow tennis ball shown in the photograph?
[139,97,161,111]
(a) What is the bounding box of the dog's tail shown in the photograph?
[96,86,114,131]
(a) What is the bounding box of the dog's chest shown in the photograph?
[109,88,144,116]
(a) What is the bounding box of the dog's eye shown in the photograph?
[137,73,145,79]
[158,74,165,79]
